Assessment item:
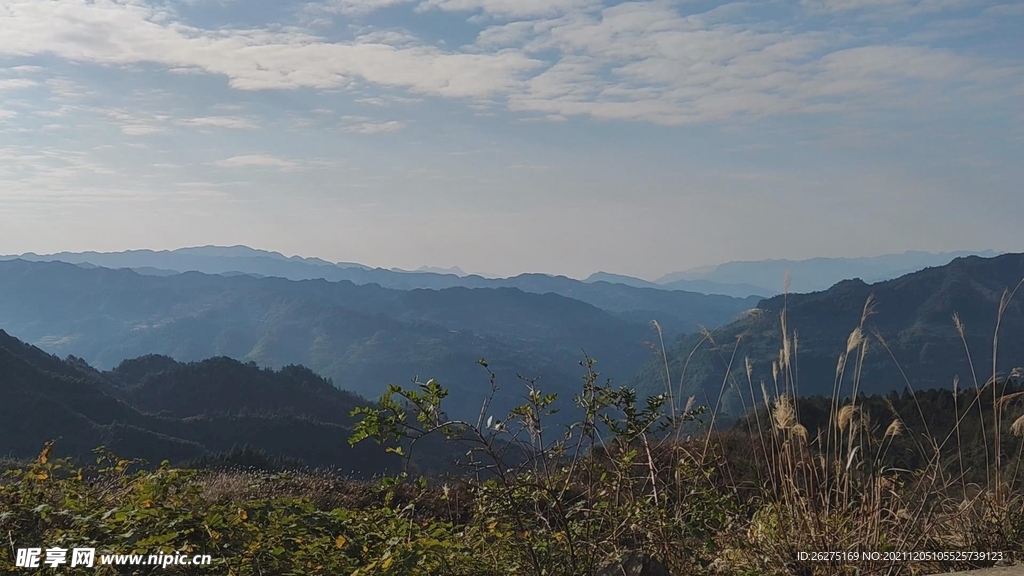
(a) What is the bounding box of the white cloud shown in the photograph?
[417,0,602,18]
[210,154,340,170]
[354,95,422,106]
[481,1,1023,124]
[167,67,208,75]
[353,30,420,46]
[983,3,1024,15]
[45,78,96,100]
[0,146,126,205]
[0,0,1017,129]
[7,65,45,74]
[314,0,414,16]
[474,21,538,49]
[517,114,568,123]
[800,0,988,16]
[343,119,406,133]
[316,0,599,18]
[0,78,38,91]
[33,105,74,118]
[179,116,259,129]
[120,124,165,135]
[0,1,542,98]
[212,154,301,169]
[90,107,171,135]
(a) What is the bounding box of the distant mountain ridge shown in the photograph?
[2,248,759,339]
[412,265,467,276]
[583,271,769,298]
[7,246,995,300]
[631,252,1024,418]
[657,250,1000,294]
[123,245,369,268]
[5,247,371,279]
[579,251,999,298]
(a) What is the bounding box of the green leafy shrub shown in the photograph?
[0,443,481,575]
[349,358,738,575]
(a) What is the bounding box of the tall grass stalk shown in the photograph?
[652,276,1024,575]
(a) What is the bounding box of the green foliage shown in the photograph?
[0,445,480,575]
[184,446,307,472]
[350,358,736,575]
[0,353,739,576]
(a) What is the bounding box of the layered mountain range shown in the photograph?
[2,250,1023,470]
[4,246,995,299]
[631,253,1024,418]
[1,258,758,420]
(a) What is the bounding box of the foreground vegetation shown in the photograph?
[4,290,1024,575]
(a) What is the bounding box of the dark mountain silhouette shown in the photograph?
[2,247,759,334]
[0,330,399,474]
[632,253,1024,419]
[112,356,366,425]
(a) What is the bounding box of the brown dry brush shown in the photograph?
[195,467,475,524]
[664,281,1024,576]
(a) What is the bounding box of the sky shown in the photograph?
[0,0,1021,280]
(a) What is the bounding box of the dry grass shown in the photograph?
[647,278,1024,576]
[195,467,473,523]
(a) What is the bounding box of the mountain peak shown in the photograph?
[173,245,289,260]
[414,266,467,276]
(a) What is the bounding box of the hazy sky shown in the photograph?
[0,0,1021,279]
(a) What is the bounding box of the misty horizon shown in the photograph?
[0,244,1002,285]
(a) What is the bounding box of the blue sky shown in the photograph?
[0,0,1021,279]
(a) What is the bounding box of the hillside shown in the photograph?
[110,356,366,424]
[3,247,760,332]
[0,330,399,474]
[0,259,683,419]
[632,253,1024,418]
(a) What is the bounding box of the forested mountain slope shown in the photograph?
[0,330,399,474]
[632,253,1024,418]
[0,259,664,418]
